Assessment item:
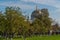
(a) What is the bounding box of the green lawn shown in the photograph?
[0,35,60,40]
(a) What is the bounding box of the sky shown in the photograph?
[0,0,60,24]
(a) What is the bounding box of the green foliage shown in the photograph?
[31,8,52,34]
[0,12,6,32]
[0,7,59,40]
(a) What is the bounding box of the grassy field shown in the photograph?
[0,35,60,40]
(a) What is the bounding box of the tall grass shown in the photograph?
[0,35,60,40]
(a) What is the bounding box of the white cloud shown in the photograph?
[0,0,60,24]
[1,0,60,10]
[21,0,60,24]
[21,0,60,8]
[56,19,60,24]
[0,2,35,10]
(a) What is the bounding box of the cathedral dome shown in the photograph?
[31,9,43,20]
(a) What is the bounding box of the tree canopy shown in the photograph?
[0,7,60,40]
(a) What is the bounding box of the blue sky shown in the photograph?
[0,0,60,24]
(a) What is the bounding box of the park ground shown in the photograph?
[0,35,60,40]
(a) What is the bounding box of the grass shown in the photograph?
[0,35,60,40]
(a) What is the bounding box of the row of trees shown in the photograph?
[0,7,60,40]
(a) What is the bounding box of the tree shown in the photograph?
[4,7,25,40]
[4,7,31,40]
[0,12,6,36]
[41,8,52,33]
[31,8,52,35]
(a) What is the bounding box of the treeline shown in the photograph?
[0,7,60,39]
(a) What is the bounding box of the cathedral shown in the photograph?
[31,6,43,20]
